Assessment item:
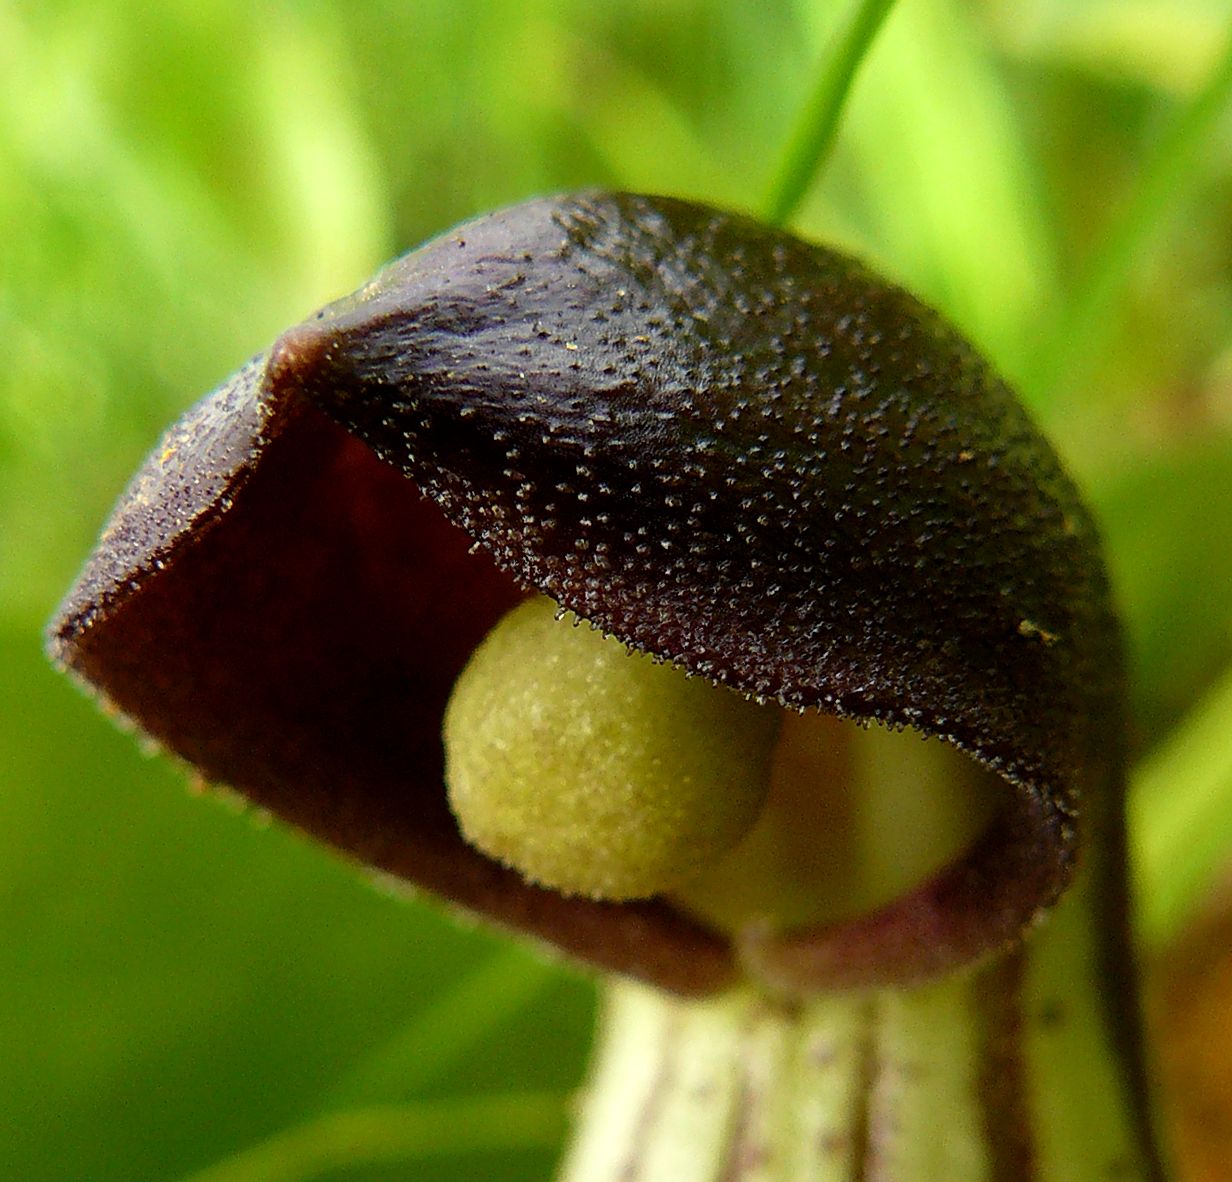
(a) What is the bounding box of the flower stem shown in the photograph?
[559,862,1166,1182]
[763,0,900,227]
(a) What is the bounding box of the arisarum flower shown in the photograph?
[49,192,1165,1180]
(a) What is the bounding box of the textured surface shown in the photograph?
[444,595,779,901]
[49,191,1124,992]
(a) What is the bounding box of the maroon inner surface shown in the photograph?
[52,381,739,996]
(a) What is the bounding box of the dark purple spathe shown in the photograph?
[48,192,1124,995]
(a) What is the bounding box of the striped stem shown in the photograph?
[559,864,1165,1182]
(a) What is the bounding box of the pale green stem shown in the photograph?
[1027,24,1232,400]
[559,864,1161,1182]
[763,0,900,227]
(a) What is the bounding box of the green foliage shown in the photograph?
[5,0,1232,1178]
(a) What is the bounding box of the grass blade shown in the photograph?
[179,1092,568,1182]
[763,0,901,226]
[324,944,556,1103]
[1027,24,1232,399]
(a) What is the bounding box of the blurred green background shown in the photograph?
[5,0,1232,1179]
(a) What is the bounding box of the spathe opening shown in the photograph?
[50,371,1080,998]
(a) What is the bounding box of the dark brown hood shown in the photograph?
[48,191,1124,996]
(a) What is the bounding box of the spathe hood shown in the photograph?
[48,191,1124,995]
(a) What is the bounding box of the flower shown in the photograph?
[47,191,1123,997]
